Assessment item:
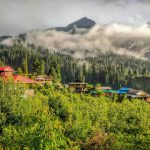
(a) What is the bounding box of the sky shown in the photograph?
[0,0,150,36]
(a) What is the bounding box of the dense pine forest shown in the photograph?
[0,44,150,92]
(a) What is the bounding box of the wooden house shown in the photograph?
[68,79,87,92]
[127,89,150,102]
[96,86,112,91]
[128,89,146,96]
[127,94,150,101]
[34,75,52,85]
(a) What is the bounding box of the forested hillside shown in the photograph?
[0,44,150,92]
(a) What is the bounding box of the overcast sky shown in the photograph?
[0,0,150,36]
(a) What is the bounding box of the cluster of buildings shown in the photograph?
[118,87,150,101]
[0,66,150,103]
[68,80,150,103]
[0,66,52,85]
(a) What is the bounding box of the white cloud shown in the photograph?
[23,23,150,59]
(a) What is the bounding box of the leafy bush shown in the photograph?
[1,82,150,149]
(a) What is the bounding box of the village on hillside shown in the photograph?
[0,66,150,103]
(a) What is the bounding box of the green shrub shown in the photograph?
[1,82,150,149]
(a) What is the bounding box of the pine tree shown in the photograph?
[142,68,147,76]
[17,68,23,75]
[32,57,41,75]
[56,63,61,82]
[41,61,45,75]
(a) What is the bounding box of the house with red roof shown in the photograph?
[0,66,14,76]
[13,75,36,84]
[0,66,36,84]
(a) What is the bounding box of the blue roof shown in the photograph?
[119,87,131,92]
[117,91,127,94]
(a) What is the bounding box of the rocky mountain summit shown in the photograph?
[55,17,96,31]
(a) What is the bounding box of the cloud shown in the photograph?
[0,38,14,46]
[22,23,150,59]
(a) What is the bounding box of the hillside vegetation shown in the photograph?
[0,44,150,92]
[1,81,150,150]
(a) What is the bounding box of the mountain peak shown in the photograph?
[66,17,96,30]
[54,17,96,32]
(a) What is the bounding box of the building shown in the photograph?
[34,75,52,85]
[68,79,87,92]
[127,89,150,102]
[102,89,117,97]
[117,87,132,95]
[0,66,36,84]
[0,66,14,76]
[96,86,112,91]
[13,75,36,84]
[127,94,150,102]
[127,89,146,96]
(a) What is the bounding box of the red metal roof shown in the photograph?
[13,75,36,84]
[0,66,14,72]
[0,66,36,84]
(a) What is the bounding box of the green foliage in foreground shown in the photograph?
[0,82,150,150]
